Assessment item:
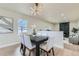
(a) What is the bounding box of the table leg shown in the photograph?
[36,43,40,56]
[23,46,26,56]
[20,43,23,51]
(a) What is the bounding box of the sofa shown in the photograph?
[69,33,79,45]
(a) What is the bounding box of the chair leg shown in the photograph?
[46,52,49,56]
[32,49,36,56]
[52,48,55,56]
[20,43,23,52]
[23,46,26,56]
[40,49,46,56]
[78,42,79,45]
[29,51,31,56]
[40,49,44,55]
[49,50,51,53]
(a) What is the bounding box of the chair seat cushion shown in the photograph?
[29,45,36,50]
[40,44,52,52]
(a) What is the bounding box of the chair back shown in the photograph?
[53,32,64,48]
[37,31,64,48]
[36,31,48,36]
[44,32,54,49]
[47,31,64,49]
[18,32,25,45]
[23,33,33,49]
[47,36,54,50]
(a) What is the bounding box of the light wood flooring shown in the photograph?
[0,43,79,56]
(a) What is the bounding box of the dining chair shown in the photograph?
[40,36,55,56]
[23,33,36,56]
[36,31,53,55]
[19,32,25,52]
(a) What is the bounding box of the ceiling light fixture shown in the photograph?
[31,3,42,15]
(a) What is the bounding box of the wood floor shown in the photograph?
[0,43,79,56]
[0,44,22,56]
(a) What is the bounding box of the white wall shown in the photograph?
[52,21,79,35]
[53,23,59,31]
[26,16,54,30]
[0,8,27,46]
[0,8,54,46]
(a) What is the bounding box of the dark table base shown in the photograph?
[36,43,40,56]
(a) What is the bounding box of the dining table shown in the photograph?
[30,35,48,56]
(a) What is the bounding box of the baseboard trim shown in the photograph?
[0,42,20,48]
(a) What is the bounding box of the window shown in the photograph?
[18,19,28,33]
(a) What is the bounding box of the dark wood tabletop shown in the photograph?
[31,36,48,43]
[30,35,48,56]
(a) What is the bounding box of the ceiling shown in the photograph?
[0,3,79,23]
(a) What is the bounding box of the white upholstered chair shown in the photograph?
[23,33,36,56]
[19,32,25,52]
[37,31,55,56]
[37,31,64,56]
[40,36,55,56]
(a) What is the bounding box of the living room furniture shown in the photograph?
[69,34,79,45]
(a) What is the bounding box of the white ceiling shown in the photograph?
[0,3,79,23]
